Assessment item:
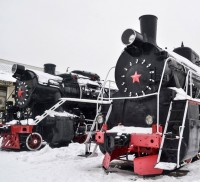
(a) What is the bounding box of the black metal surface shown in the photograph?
[139,15,157,45]
[44,63,56,75]
[105,15,200,167]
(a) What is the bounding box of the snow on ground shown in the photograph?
[0,143,200,182]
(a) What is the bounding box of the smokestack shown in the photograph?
[139,15,157,45]
[44,63,56,75]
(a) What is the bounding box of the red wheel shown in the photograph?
[26,133,42,151]
[184,158,192,164]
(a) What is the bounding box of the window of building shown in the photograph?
[0,87,7,111]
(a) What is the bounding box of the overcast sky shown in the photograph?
[0,0,200,79]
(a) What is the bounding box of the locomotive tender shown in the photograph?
[95,15,200,175]
[0,63,110,150]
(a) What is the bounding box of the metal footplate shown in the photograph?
[155,162,177,170]
[84,101,113,157]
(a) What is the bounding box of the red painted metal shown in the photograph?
[1,133,20,149]
[152,124,162,133]
[189,100,200,105]
[110,147,129,161]
[102,147,129,169]
[17,88,24,97]
[102,152,111,169]
[131,71,142,83]
[95,131,104,144]
[128,146,158,156]
[101,123,108,131]
[11,125,33,134]
[134,155,163,175]
[0,125,34,150]
[99,124,164,175]
[73,134,87,144]
[130,133,162,148]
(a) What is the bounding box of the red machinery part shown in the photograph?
[1,133,20,149]
[134,155,163,175]
[11,125,33,134]
[101,124,108,131]
[73,134,87,144]
[95,131,104,144]
[1,125,34,150]
[102,147,129,170]
[152,124,162,133]
[130,133,162,148]
[103,152,111,170]
[98,125,164,175]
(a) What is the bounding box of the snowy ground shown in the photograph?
[0,143,200,182]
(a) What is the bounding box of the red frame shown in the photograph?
[10,125,33,134]
[134,155,163,175]
[97,124,163,176]
[0,125,34,150]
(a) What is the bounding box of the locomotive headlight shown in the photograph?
[121,29,136,45]
[17,111,21,119]
[12,64,17,74]
[96,114,104,124]
[12,64,25,75]
[145,115,153,125]
[129,34,136,44]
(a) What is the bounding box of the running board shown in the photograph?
[60,98,112,104]
[35,98,112,125]
[155,162,177,170]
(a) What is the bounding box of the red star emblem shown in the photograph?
[18,88,24,97]
[131,71,142,83]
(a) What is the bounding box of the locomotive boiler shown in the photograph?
[95,15,200,175]
[0,63,108,150]
[12,63,101,119]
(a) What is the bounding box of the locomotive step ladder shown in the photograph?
[155,100,188,170]
[35,98,112,125]
[84,102,113,157]
[35,99,68,124]
[54,97,113,157]
[34,97,112,156]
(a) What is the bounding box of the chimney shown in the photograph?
[44,63,56,75]
[139,15,157,45]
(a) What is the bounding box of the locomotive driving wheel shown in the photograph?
[25,132,42,151]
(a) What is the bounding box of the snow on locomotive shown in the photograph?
[0,63,109,150]
[95,15,200,175]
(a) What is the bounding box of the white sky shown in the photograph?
[0,0,200,79]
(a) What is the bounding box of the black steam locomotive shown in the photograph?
[95,15,200,175]
[0,63,110,150]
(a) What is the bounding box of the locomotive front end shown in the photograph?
[95,15,199,176]
[95,15,168,175]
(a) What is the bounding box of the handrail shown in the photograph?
[177,100,189,167]
[156,57,172,132]
[96,66,115,115]
[107,92,158,100]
